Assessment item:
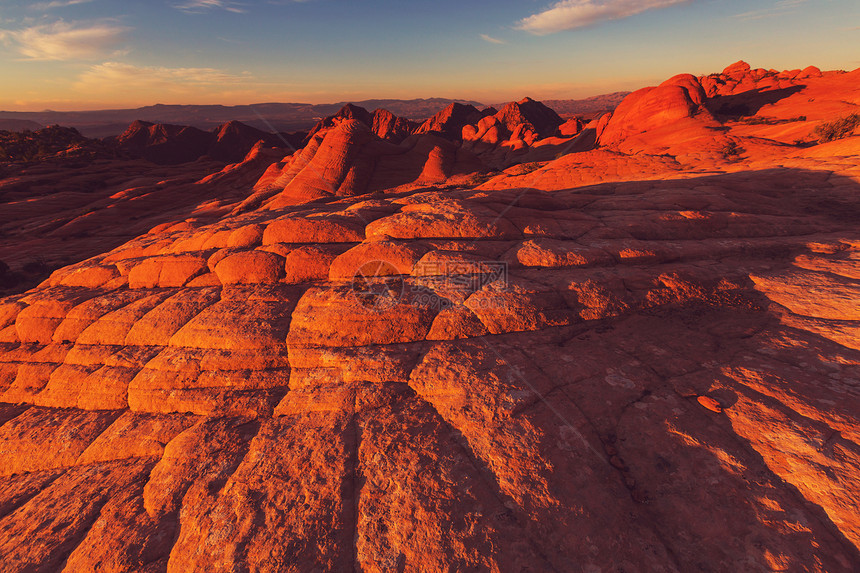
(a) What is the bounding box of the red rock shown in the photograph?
[125,287,221,346]
[492,97,564,140]
[1,61,859,573]
[722,60,752,79]
[305,103,374,141]
[281,245,346,283]
[208,120,286,163]
[226,223,264,248]
[58,264,121,288]
[328,240,429,279]
[15,287,98,344]
[599,79,707,147]
[697,395,723,413]
[799,65,822,79]
[371,108,417,143]
[415,102,487,140]
[558,117,584,137]
[128,255,208,288]
[116,120,214,165]
[213,250,286,285]
[365,199,521,240]
[263,215,364,244]
[258,121,486,208]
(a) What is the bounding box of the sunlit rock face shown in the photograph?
[0,62,859,572]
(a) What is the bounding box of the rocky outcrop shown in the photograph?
[301,99,582,172]
[1,154,859,571]
[700,60,825,99]
[306,104,418,144]
[115,121,215,165]
[458,98,584,168]
[244,120,485,208]
[115,120,288,165]
[371,108,416,143]
[491,97,565,141]
[209,121,291,163]
[413,102,490,140]
[594,62,860,159]
[1,61,859,573]
[598,73,713,148]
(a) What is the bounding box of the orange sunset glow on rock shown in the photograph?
[0,1,859,568]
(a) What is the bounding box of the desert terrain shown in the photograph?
[0,60,858,572]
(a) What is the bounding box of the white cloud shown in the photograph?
[0,20,129,60]
[517,0,689,35]
[480,33,505,44]
[174,0,246,13]
[30,0,94,10]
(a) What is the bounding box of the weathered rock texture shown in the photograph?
[0,62,859,572]
[114,119,290,165]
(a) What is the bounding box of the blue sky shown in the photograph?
[0,0,857,110]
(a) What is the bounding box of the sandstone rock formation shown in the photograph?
[414,102,491,140]
[458,98,572,167]
[595,62,859,162]
[243,119,485,208]
[306,104,418,144]
[291,98,589,174]
[0,61,859,572]
[115,120,290,165]
[701,60,825,99]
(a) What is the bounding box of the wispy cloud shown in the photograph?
[517,0,689,35]
[30,0,93,10]
[76,62,249,91]
[174,0,246,13]
[480,33,505,44]
[0,20,129,60]
[734,0,806,21]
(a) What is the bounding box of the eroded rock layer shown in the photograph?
[0,62,859,572]
[1,154,859,571]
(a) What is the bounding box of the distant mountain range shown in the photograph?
[538,92,631,118]
[0,119,44,132]
[0,94,628,138]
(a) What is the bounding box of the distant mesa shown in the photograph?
[0,95,625,139]
[0,99,487,139]
[539,91,630,119]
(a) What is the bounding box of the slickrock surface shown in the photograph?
[0,63,859,571]
[0,144,285,290]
